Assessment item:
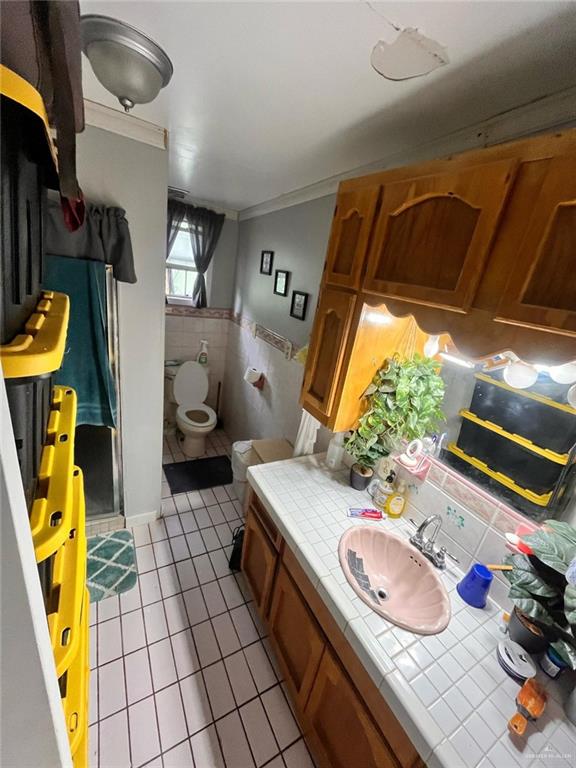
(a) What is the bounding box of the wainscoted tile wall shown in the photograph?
[221,318,305,445]
[165,309,230,410]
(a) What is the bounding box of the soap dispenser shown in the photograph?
[197,339,209,365]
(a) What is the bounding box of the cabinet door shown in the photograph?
[301,287,356,420]
[269,564,325,711]
[241,507,277,620]
[324,187,380,289]
[496,155,576,336]
[363,158,518,312]
[305,647,397,768]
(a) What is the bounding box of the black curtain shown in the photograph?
[187,205,225,308]
[166,198,225,308]
[166,198,186,256]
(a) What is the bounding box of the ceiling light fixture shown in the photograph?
[81,15,173,112]
[366,2,448,81]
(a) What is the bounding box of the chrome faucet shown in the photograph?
[409,515,458,569]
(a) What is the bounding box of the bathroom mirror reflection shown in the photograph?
[437,348,576,523]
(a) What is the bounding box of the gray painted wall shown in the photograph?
[234,195,335,346]
[77,126,168,522]
[208,218,238,308]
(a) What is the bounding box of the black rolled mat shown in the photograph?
[163,455,233,494]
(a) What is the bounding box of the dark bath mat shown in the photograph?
[163,455,233,493]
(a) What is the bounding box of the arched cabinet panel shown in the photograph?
[364,159,518,312]
[496,156,576,336]
[324,187,380,289]
[301,288,356,419]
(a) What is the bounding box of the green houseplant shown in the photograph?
[345,354,445,489]
[504,520,576,667]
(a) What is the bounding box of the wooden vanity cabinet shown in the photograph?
[241,505,278,620]
[268,563,325,712]
[242,488,424,768]
[305,647,398,768]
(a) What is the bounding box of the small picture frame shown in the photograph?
[260,250,274,275]
[290,291,309,320]
[273,269,290,297]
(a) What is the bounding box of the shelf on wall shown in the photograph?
[29,386,77,563]
[48,467,86,676]
[60,588,89,764]
[1,291,70,379]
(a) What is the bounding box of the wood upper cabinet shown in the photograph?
[305,647,398,768]
[268,564,325,712]
[324,186,380,289]
[496,154,576,336]
[241,506,277,619]
[363,158,518,312]
[301,287,357,420]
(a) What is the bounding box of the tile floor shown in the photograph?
[89,430,315,768]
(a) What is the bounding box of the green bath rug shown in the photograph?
[87,529,138,603]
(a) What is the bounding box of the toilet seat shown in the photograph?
[176,403,217,429]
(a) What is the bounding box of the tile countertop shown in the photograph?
[246,454,576,768]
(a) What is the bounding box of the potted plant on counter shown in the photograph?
[504,520,576,667]
[345,354,445,491]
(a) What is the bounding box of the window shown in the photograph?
[166,222,201,302]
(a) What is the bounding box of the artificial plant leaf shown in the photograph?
[506,554,557,597]
[545,520,576,548]
[551,638,576,670]
[565,584,576,625]
[524,528,576,574]
[509,592,555,625]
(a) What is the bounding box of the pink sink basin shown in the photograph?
[339,526,451,635]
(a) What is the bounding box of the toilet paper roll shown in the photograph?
[244,367,263,385]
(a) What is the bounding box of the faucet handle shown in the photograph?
[433,546,459,569]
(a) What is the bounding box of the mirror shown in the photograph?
[438,351,576,522]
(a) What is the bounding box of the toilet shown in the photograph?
[173,361,217,457]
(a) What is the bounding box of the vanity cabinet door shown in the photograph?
[324,186,380,290]
[268,564,325,712]
[241,507,277,620]
[305,647,397,768]
[363,158,518,312]
[301,287,357,421]
[496,154,576,336]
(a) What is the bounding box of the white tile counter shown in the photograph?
[247,454,576,768]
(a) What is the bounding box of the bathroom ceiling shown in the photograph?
[80,1,576,211]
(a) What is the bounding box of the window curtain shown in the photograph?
[166,198,186,256]
[187,205,225,308]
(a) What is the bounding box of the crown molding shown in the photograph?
[238,86,576,221]
[84,99,167,150]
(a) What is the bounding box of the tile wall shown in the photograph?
[164,310,230,411]
[404,458,539,611]
[221,319,305,446]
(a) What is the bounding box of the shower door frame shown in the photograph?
[105,265,125,519]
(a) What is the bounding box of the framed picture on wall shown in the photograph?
[290,291,309,320]
[274,269,290,297]
[260,250,274,275]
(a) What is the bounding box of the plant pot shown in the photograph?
[350,464,373,491]
[508,607,549,654]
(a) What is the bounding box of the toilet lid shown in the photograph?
[173,361,209,405]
